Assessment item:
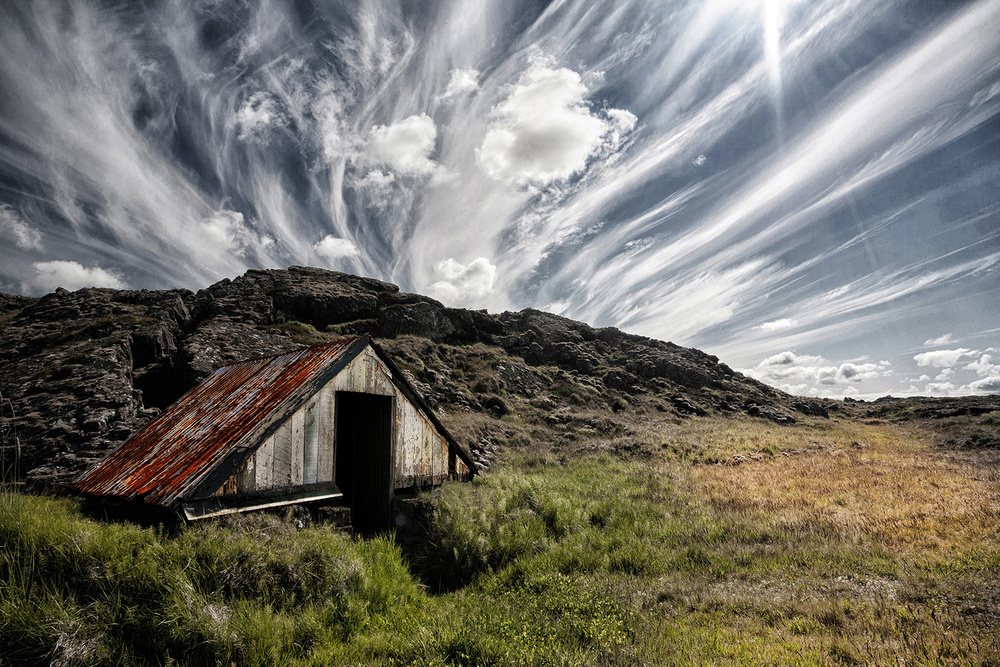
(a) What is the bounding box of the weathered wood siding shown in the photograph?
[218,344,466,496]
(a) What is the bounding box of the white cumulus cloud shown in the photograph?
[0,204,42,250]
[964,354,1000,378]
[368,114,441,177]
[746,351,837,388]
[29,260,125,293]
[838,361,891,383]
[968,376,1000,394]
[430,257,497,304]
[476,64,634,185]
[313,235,360,263]
[745,351,891,394]
[441,68,479,98]
[606,108,638,134]
[913,348,977,368]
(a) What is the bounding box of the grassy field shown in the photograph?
[2,411,998,665]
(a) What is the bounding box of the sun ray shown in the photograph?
[763,0,786,144]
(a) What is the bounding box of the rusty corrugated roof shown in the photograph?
[72,337,362,508]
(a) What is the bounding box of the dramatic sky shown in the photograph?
[1,0,998,399]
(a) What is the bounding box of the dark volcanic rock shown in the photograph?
[0,292,35,314]
[859,395,1000,421]
[602,369,639,392]
[792,400,830,419]
[746,403,796,424]
[0,266,815,487]
[493,360,543,397]
[491,309,755,398]
[670,395,707,416]
[275,285,379,328]
[945,430,1000,450]
[1,332,151,486]
[378,301,456,340]
[0,287,202,486]
[183,320,302,383]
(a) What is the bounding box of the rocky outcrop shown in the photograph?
[0,265,823,487]
[182,321,301,384]
[745,403,795,424]
[0,287,191,486]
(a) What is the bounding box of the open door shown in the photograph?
[335,392,394,535]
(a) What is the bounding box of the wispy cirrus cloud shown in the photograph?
[924,334,955,347]
[0,0,997,398]
[0,205,42,250]
[518,0,1000,372]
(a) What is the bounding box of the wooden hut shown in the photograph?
[71,335,474,532]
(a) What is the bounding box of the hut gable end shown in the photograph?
[71,336,474,525]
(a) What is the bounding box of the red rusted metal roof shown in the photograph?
[72,337,362,508]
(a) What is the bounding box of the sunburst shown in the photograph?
[704,0,799,142]
[762,0,788,143]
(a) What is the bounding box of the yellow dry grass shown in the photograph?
[622,407,867,463]
[690,419,1000,557]
[631,415,1000,664]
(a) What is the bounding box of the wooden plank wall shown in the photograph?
[220,345,460,496]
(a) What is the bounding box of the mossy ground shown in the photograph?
[3,410,998,666]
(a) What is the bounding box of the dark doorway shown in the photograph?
[335,392,394,535]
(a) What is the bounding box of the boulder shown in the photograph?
[183,319,302,382]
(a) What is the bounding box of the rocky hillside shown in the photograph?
[1,266,834,487]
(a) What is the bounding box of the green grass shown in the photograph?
[2,416,998,665]
[0,494,423,665]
